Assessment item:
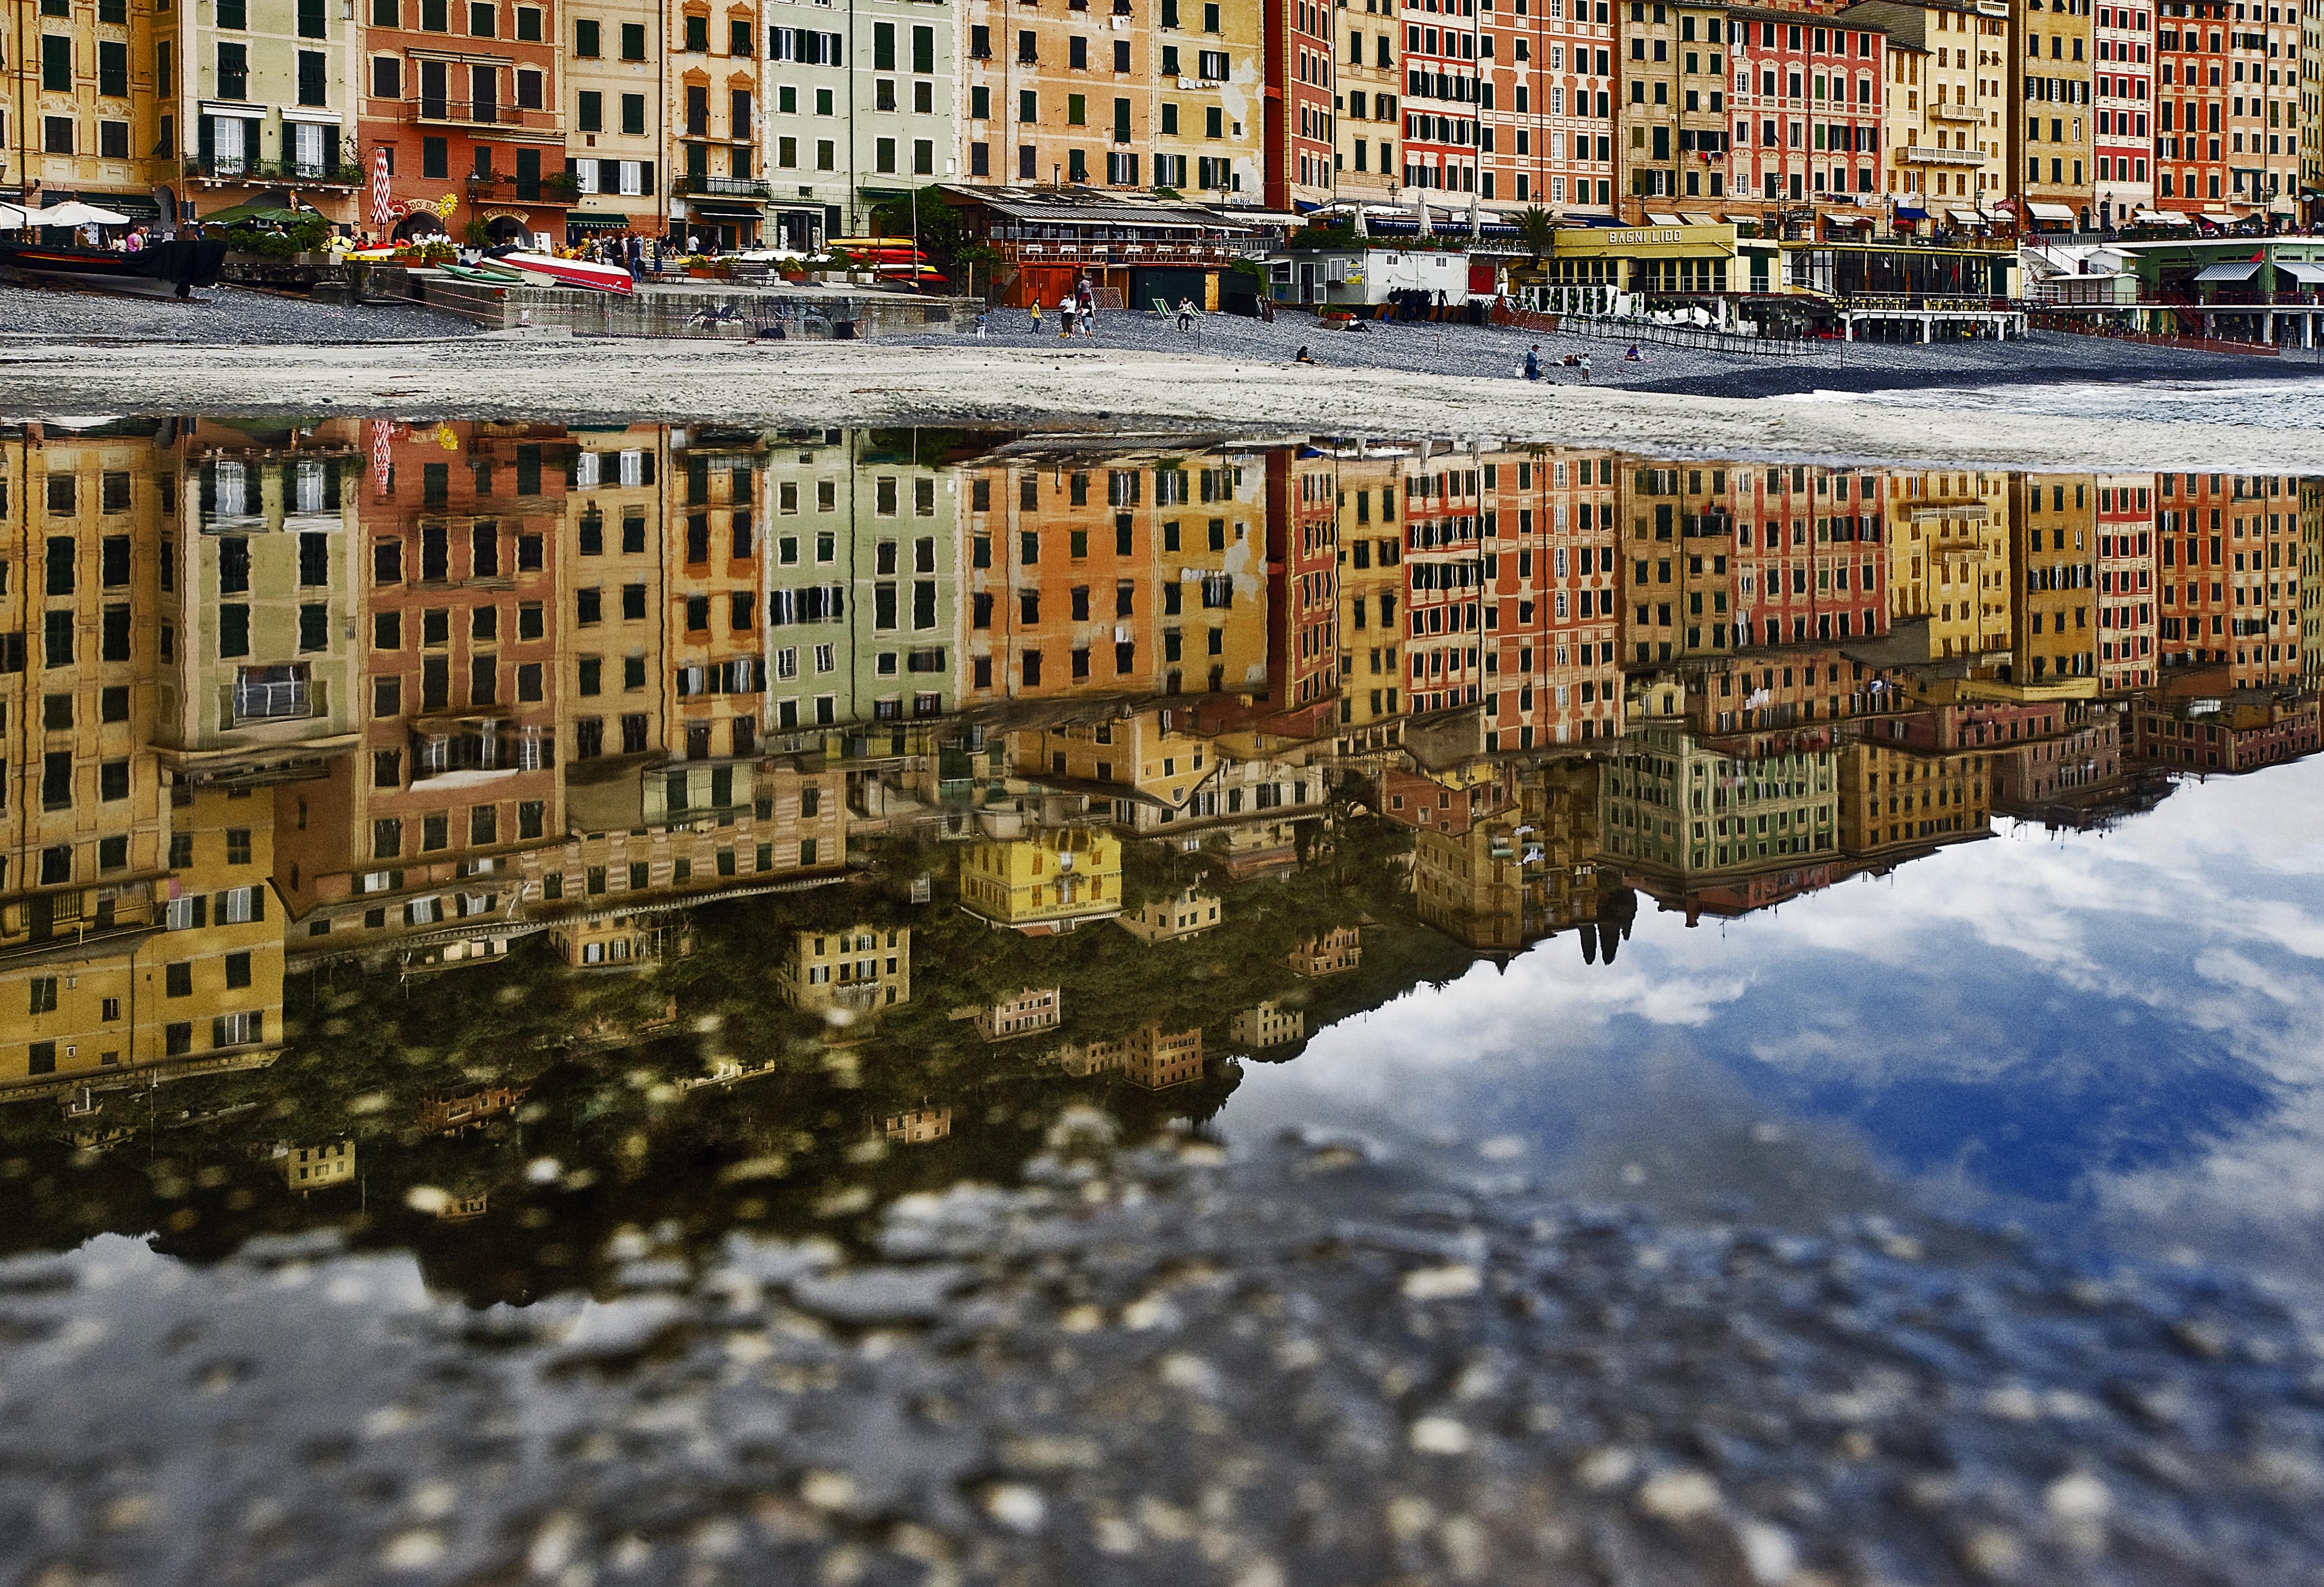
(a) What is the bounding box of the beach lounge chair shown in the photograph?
[1150,298,1173,318]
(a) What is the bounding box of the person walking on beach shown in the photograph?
[1177,297,1197,332]
[1076,281,1096,337]
[1523,344,1542,381]
[1579,352,1592,384]
[1030,299,1044,335]
[1058,292,1077,338]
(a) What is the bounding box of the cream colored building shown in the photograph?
[1115,882,1219,943]
[1846,0,2012,216]
[1229,999,1303,1048]
[777,923,912,1014]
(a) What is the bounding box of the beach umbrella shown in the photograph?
[0,201,29,231]
[24,201,130,228]
[1352,205,1369,240]
[1466,190,1482,235]
[1415,192,1434,236]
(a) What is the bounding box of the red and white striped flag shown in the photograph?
[371,148,392,232]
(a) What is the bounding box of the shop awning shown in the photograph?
[1677,212,1719,225]
[1823,212,1874,227]
[1893,206,1931,221]
[2200,211,2241,225]
[1646,211,1685,226]
[564,212,631,230]
[81,190,161,222]
[2025,202,2076,222]
[2193,261,2261,282]
[1947,207,1984,224]
[2132,209,2190,225]
[2276,261,2324,284]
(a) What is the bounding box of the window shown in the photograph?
[298,0,327,35]
[575,17,600,55]
[470,1,495,36]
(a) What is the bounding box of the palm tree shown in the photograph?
[1514,204,1558,264]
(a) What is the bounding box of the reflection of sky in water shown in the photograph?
[1224,755,2324,1280]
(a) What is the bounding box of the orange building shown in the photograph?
[360,0,572,243]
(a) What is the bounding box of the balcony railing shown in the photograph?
[675,174,773,200]
[400,99,563,134]
[185,155,360,188]
[1901,145,1985,165]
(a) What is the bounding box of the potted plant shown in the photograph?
[684,253,716,279]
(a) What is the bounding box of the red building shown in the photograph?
[1265,0,1340,208]
[1401,6,1485,196]
[2154,0,2294,220]
[2093,0,2154,229]
[360,0,571,244]
[1482,0,1619,209]
[1479,451,1624,753]
[2096,475,2158,693]
[1402,452,1485,716]
[1732,465,1889,649]
[1727,8,1888,222]
[2157,471,2304,686]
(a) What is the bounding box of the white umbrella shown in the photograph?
[1352,205,1368,240]
[20,201,130,228]
[1415,192,1434,237]
[1467,190,1482,235]
[0,202,29,231]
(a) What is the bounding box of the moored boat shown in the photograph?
[0,237,230,298]
[491,250,634,294]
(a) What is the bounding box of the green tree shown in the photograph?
[1514,204,1558,263]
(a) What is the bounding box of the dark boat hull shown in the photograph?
[0,238,230,296]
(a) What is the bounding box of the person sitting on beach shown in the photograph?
[1295,345,1317,365]
[1625,344,1644,361]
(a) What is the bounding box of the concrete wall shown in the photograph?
[405,276,973,337]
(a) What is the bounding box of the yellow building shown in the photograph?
[4,784,283,1101]
[958,826,1122,933]
[1229,999,1303,1048]
[1845,0,2012,215]
[562,0,668,236]
[172,0,365,225]
[7,0,168,221]
[1015,709,1217,819]
[2011,474,2099,690]
[2006,0,2092,225]
[1883,468,2015,662]
[884,1105,952,1143]
[278,1139,355,1193]
[1330,447,1411,757]
[1116,882,1220,943]
[777,923,913,1015]
[547,909,668,968]
[956,0,1265,195]
[1838,740,1992,854]
[1616,0,1734,218]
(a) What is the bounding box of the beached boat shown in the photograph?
[439,261,530,286]
[0,237,229,297]
[491,250,634,294]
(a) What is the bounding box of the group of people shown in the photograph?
[1053,277,1100,338]
[1522,343,1594,384]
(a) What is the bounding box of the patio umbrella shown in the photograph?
[20,201,130,228]
[1415,192,1434,236]
[0,201,30,231]
[1466,190,1482,235]
[1352,205,1368,240]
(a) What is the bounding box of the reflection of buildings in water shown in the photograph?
[419,1082,529,1135]
[1052,1022,1206,1091]
[1409,757,1606,956]
[1117,883,1222,944]
[2131,669,2323,776]
[277,1139,355,1194]
[1882,468,2013,664]
[959,826,1123,934]
[777,925,913,1017]
[1229,1000,1305,1050]
[11,426,2324,1115]
[2154,472,2308,692]
[969,986,1062,1041]
[1286,925,1361,977]
[1602,725,1842,921]
[883,1106,952,1144]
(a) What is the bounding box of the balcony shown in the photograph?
[1931,103,1986,122]
[399,99,563,137]
[675,174,773,201]
[1901,145,1985,166]
[184,155,361,190]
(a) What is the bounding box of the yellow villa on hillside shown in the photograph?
[958,827,1122,935]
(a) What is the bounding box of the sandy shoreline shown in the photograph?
[8,333,2323,470]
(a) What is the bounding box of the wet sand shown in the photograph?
[8,333,2324,470]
